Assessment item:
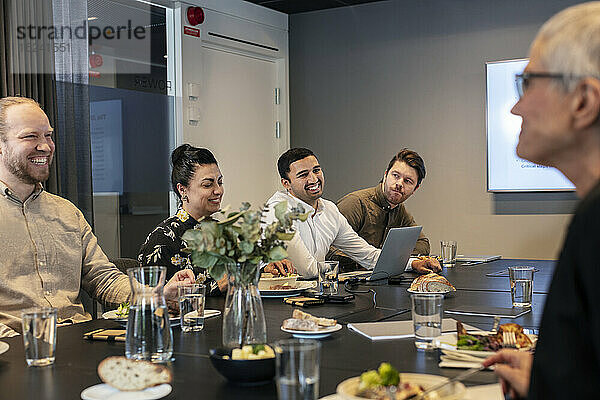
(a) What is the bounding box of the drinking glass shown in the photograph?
[440,240,457,266]
[508,266,534,307]
[179,283,206,332]
[317,261,339,295]
[275,339,321,400]
[21,307,57,367]
[411,294,443,351]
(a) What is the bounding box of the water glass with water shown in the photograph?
[317,261,339,295]
[21,307,57,367]
[275,339,321,400]
[411,294,443,351]
[440,240,457,266]
[179,283,205,332]
[509,266,534,307]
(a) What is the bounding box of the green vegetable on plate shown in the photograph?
[359,362,400,390]
[115,302,130,318]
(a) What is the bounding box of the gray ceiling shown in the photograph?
[243,0,388,14]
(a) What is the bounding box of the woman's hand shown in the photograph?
[163,269,195,313]
[217,275,229,292]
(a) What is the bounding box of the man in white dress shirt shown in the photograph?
[262,148,440,278]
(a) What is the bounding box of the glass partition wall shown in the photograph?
[85,0,177,260]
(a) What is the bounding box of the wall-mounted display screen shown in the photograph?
[486,59,575,192]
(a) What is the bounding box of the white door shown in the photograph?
[184,46,282,211]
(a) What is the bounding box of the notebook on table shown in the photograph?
[456,255,502,262]
[486,268,539,277]
[347,318,479,341]
[445,306,531,319]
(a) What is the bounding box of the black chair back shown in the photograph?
[110,257,141,274]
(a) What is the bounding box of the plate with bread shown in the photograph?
[260,281,316,298]
[407,273,456,296]
[281,310,342,338]
[81,356,172,400]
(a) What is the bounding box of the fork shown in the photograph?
[407,364,485,399]
[491,316,501,333]
[502,331,517,349]
[386,384,397,400]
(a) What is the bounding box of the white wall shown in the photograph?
[289,0,583,260]
[173,0,289,211]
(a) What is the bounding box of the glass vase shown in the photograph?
[222,262,267,349]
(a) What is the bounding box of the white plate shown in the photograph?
[407,288,455,296]
[0,341,9,355]
[433,331,537,358]
[185,309,221,319]
[258,274,299,291]
[281,323,343,339]
[102,309,221,327]
[81,383,171,400]
[102,310,180,327]
[260,281,316,298]
[336,373,466,400]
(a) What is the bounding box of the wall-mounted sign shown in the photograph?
[184,26,200,38]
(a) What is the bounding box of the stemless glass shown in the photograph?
[508,266,535,307]
[317,261,339,295]
[179,283,206,332]
[21,308,57,367]
[440,240,457,266]
[275,339,321,400]
[411,293,443,351]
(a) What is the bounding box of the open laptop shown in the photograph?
[338,226,422,281]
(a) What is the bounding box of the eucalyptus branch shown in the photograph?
[182,201,308,283]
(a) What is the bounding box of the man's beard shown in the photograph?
[2,150,51,185]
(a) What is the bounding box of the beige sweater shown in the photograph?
[0,181,130,336]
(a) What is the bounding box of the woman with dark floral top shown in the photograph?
[138,145,227,295]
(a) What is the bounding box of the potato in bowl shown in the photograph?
[209,345,275,385]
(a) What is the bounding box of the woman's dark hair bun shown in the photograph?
[171,143,193,166]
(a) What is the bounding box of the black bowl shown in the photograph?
[209,348,276,386]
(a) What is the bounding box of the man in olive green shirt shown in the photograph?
[329,149,437,274]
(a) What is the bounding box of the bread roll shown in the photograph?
[97,356,172,391]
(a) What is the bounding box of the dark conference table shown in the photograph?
[0,259,555,399]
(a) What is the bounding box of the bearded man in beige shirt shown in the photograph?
[0,97,194,337]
